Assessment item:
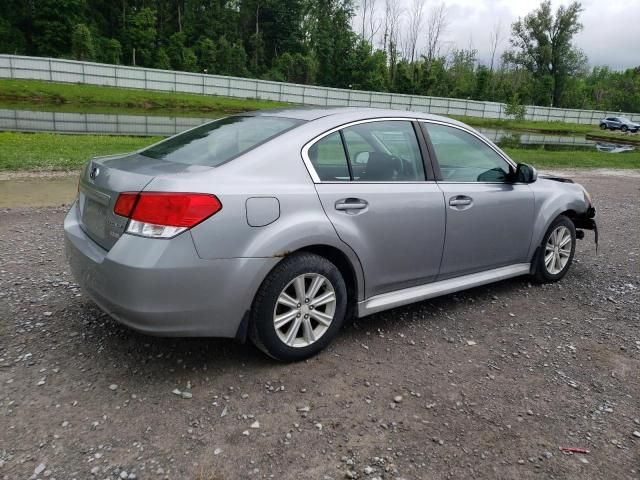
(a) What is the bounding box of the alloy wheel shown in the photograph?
[273,273,337,348]
[544,226,572,275]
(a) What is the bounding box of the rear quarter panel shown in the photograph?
[143,122,367,299]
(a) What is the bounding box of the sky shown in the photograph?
[358,0,639,70]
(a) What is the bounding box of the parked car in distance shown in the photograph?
[599,116,640,132]
[65,108,597,361]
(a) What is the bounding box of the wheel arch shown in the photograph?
[295,244,362,307]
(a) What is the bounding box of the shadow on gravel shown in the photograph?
[64,275,532,375]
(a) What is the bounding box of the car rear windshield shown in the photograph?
[140,116,303,166]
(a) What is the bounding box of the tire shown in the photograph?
[621,125,629,132]
[599,123,607,130]
[532,215,576,283]
[249,252,347,361]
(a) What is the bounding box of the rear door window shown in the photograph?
[342,121,426,182]
[141,116,303,166]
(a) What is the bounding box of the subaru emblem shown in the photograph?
[89,166,100,180]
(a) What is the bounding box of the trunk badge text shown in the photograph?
[89,166,100,180]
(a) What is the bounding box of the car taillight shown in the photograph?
[114,192,222,239]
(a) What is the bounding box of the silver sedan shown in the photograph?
[64,108,597,361]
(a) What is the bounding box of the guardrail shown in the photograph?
[1,54,637,125]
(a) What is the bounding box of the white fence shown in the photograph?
[1,54,638,125]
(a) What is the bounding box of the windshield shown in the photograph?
[141,116,303,166]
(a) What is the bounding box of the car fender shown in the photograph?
[527,181,589,260]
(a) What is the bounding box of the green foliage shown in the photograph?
[505,94,527,121]
[0,0,637,114]
[0,16,25,54]
[71,24,95,61]
[270,53,317,84]
[32,0,84,57]
[505,103,527,122]
[102,39,122,65]
[125,8,157,67]
[195,38,217,73]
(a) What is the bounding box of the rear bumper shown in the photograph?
[64,202,279,337]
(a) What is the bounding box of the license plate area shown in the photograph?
[82,197,108,239]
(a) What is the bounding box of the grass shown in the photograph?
[0,132,160,171]
[451,116,596,135]
[0,79,288,116]
[585,129,640,146]
[1,131,639,172]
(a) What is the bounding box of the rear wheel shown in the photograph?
[249,252,347,361]
[621,125,629,132]
[532,215,576,283]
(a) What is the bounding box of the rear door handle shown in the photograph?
[449,196,472,207]
[335,198,368,211]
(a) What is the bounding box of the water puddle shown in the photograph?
[479,128,635,153]
[0,174,78,208]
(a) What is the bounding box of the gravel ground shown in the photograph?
[0,172,638,480]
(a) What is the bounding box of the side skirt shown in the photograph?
[357,263,531,317]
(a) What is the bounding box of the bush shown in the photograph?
[505,94,527,121]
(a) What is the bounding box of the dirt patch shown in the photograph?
[0,174,78,208]
[0,173,638,479]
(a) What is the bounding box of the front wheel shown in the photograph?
[621,125,629,132]
[249,252,347,361]
[599,123,607,130]
[532,215,576,283]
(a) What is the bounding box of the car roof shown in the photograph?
[248,106,465,126]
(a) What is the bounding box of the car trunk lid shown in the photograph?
[78,153,209,250]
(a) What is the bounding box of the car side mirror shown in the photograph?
[513,163,537,183]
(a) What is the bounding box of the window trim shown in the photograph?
[302,117,435,184]
[418,120,519,184]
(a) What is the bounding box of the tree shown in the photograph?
[216,36,249,77]
[381,0,402,86]
[102,38,122,64]
[505,93,527,121]
[195,37,217,73]
[32,0,84,57]
[504,0,585,107]
[350,39,387,91]
[308,0,357,88]
[0,16,25,54]
[424,2,448,65]
[154,47,171,70]
[71,23,95,60]
[404,0,424,65]
[125,7,157,67]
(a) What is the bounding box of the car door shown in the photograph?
[306,119,446,298]
[421,122,535,279]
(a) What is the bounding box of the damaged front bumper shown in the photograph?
[573,205,598,250]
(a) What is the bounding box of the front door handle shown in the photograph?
[449,196,473,207]
[335,198,368,211]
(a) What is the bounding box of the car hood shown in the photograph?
[538,173,574,184]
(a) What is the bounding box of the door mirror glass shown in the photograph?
[514,163,537,183]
